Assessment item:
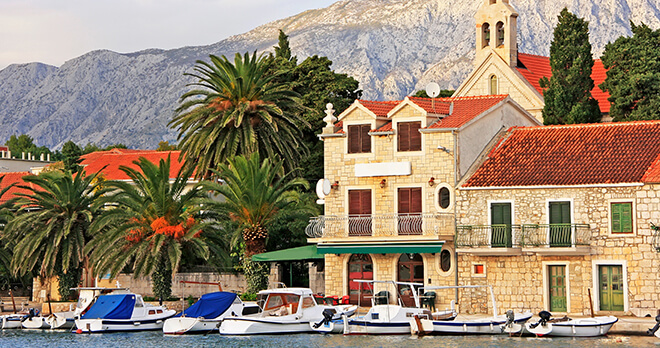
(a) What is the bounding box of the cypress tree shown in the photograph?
[540,8,601,125]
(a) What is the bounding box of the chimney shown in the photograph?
[40,153,44,161]
[47,153,51,162]
[21,152,25,160]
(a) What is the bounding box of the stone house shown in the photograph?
[308,95,539,307]
[456,121,660,317]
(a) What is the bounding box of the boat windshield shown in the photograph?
[301,296,316,309]
[263,293,300,314]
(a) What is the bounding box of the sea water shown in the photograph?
[0,330,658,348]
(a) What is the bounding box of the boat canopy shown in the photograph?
[175,292,238,319]
[81,294,136,320]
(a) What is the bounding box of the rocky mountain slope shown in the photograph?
[0,0,658,149]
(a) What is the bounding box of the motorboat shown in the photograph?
[21,308,50,329]
[1,314,24,329]
[220,287,353,335]
[308,305,359,333]
[47,287,131,330]
[75,292,175,332]
[342,280,457,335]
[525,311,618,337]
[162,292,260,334]
[410,285,532,335]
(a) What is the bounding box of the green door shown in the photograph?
[491,203,512,247]
[600,265,624,311]
[549,202,571,247]
[549,265,567,312]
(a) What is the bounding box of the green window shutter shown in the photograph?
[612,203,633,233]
[549,201,570,224]
[491,203,511,225]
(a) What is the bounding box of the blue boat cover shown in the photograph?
[81,294,136,320]
[175,292,238,319]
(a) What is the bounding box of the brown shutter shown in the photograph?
[360,190,371,215]
[398,188,410,213]
[350,189,371,215]
[411,187,422,213]
[398,123,410,151]
[348,125,360,154]
[410,122,421,151]
[361,125,371,153]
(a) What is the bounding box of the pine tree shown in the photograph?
[600,22,660,121]
[540,8,601,125]
[274,30,294,62]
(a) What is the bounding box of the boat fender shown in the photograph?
[646,313,660,335]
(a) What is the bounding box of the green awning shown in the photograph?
[317,241,444,255]
[252,245,324,262]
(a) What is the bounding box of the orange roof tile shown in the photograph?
[81,150,187,181]
[0,171,35,203]
[464,121,660,187]
[413,95,509,129]
[358,100,399,117]
[516,53,610,113]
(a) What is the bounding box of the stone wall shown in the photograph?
[456,184,660,316]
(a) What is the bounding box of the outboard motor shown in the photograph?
[647,313,660,335]
[529,310,552,329]
[22,308,38,322]
[312,308,336,329]
[501,310,515,332]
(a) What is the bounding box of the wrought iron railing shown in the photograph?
[455,223,591,248]
[305,213,455,239]
[651,223,660,252]
[456,224,521,248]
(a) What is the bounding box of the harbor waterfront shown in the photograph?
[0,330,658,348]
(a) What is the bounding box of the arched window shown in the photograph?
[482,23,490,48]
[496,21,505,46]
[490,75,498,95]
[398,253,424,307]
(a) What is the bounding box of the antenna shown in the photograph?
[425,82,440,112]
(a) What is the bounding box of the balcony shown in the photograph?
[305,213,455,240]
[456,223,592,256]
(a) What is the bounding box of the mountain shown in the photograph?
[0,0,659,150]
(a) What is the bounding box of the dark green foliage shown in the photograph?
[61,141,83,173]
[81,143,129,154]
[274,30,295,62]
[242,257,269,293]
[156,141,177,151]
[4,134,51,160]
[151,257,172,303]
[57,267,81,300]
[266,191,320,251]
[540,8,601,125]
[600,22,660,121]
[412,89,454,98]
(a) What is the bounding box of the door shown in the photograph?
[347,254,373,305]
[491,203,512,247]
[348,189,372,236]
[549,201,571,247]
[398,253,424,307]
[398,188,422,235]
[548,265,567,312]
[599,265,624,311]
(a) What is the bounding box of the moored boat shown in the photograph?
[1,314,24,329]
[524,311,618,337]
[162,292,259,334]
[75,292,175,332]
[220,287,339,335]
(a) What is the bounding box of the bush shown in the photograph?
[240,293,257,301]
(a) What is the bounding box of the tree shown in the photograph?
[61,141,83,173]
[4,134,51,160]
[412,89,454,98]
[600,22,660,121]
[156,141,177,151]
[170,52,309,179]
[539,8,601,125]
[201,154,309,292]
[86,156,209,302]
[2,170,109,299]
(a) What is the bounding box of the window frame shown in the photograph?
[397,121,422,152]
[608,199,635,236]
[347,124,372,154]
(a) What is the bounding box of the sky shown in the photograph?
[0,0,337,70]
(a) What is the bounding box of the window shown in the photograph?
[398,187,423,235]
[482,23,490,47]
[496,21,505,46]
[348,124,371,154]
[439,187,450,209]
[472,263,485,277]
[440,249,451,272]
[348,189,372,236]
[611,202,633,233]
[397,121,421,152]
[491,202,512,247]
[490,75,498,95]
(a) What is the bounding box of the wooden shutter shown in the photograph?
[398,122,410,151]
[397,122,421,152]
[398,188,422,213]
[398,188,410,213]
[491,203,511,225]
[349,189,371,215]
[549,201,570,224]
[612,203,632,233]
[410,122,421,151]
[348,125,360,154]
[360,125,371,153]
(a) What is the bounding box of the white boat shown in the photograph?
[75,292,176,332]
[162,292,260,334]
[220,287,343,335]
[343,280,457,335]
[1,314,25,329]
[21,310,50,329]
[525,311,618,337]
[309,305,359,333]
[45,287,132,330]
[410,285,532,335]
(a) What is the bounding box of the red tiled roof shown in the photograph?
[464,121,660,187]
[0,171,35,203]
[357,100,399,117]
[516,53,610,113]
[414,95,509,129]
[81,150,186,181]
[406,97,452,115]
[373,121,393,132]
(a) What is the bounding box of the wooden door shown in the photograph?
[398,187,422,235]
[548,265,567,312]
[348,254,373,305]
[491,203,512,247]
[549,201,571,247]
[599,265,624,311]
[397,253,424,307]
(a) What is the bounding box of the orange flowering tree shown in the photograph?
[86,156,209,301]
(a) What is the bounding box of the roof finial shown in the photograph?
[323,103,336,128]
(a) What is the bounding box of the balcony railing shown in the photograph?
[305,213,455,239]
[456,223,591,248]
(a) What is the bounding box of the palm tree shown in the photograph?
[169,51,309,178]
[86,156,209,302]
[2,170,109,297]
[201,153,309,292]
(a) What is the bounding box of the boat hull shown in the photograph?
[1,315,23,329]
[22,316,50,329]
[525,316,618,337]
[163,317,221,334]
[345,319,412,335]
[427,312,533,334]
[46,313,76,330]
[220,317,314,335]
[76,312,175,333]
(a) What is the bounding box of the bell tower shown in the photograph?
[474,0,518,66]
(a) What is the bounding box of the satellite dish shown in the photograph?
[322,178,332,195]
[316,179,326,199]
[425,82,440,98]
